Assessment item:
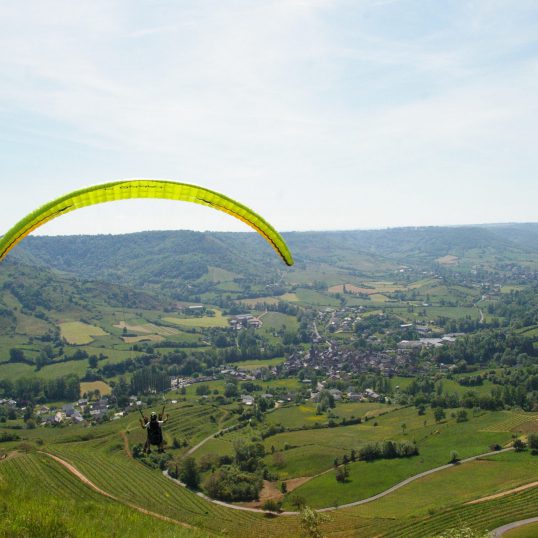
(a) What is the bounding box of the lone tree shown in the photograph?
[434,408,446,423]
[300,506,329,538]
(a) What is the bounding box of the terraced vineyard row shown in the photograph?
[0,453,104,503]
[480,412,538,433]
[48,435,301,537]
[127,402,232,448]
[0,453,213,538]
[382,486,538,537]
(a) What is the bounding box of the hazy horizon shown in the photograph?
[14,219,538,239]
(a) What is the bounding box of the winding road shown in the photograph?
[490,517,538,537]
[164,446,516,515]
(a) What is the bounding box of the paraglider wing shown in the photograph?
[0,179,293,266]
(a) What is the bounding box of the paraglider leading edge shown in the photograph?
[0,179,294,266]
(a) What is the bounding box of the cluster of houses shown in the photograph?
[397,333,463,350]
[310,384,383,403]
[228,314,262,330]
[285,344,413,379]
[35,397,112,425]
[317,306,366,335]
[0,398,17,408]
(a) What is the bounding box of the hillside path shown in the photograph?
[467,480,538,505]
[490,517,538,537]
[39,452,194,530]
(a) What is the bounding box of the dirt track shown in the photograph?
[39,452,194,530]
[466,481,538,505]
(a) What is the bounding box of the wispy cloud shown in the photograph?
[0,0,537,234]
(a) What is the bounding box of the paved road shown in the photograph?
[166,447,514,515]
[491,517,538,536]
[186,424,237,456]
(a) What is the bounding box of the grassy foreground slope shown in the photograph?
[0,453,210,538]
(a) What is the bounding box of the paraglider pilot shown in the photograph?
[140,411,169,454]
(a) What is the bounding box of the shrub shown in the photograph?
[203,465,263,502]
[262,500,282,512]
[513,439,527,452]
[335,465,350,483]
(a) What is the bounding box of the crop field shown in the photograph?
[163,310,228,328]
[230,357,286,370]
[436,254,459,265]
[478,411,538,433]
[0,361,35,380]
[123,334,164,343]
[114,320,180,336]
[80,381,112,396]
[260,312,299,332]
[199,266,238,282]
[441,378,499,397]
[59,321,109,345]
[378,483,538,538]
[236,294,282,308]
[265,402,395,429]
[2,403,537,538]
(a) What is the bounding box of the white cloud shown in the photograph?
[0,0,537,234]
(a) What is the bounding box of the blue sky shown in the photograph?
[1,0,537,236]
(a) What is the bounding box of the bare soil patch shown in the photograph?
[286,477,311,492]
[238,480,283,508]
[437,255,459,265]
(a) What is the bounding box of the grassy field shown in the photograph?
[280,408,516,508]
[349,450,538,519]
[295,288,340,307]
